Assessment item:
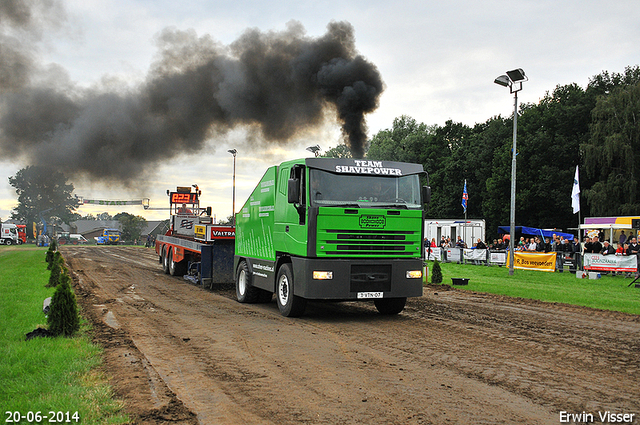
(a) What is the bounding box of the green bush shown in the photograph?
[45,243,57,269]
[431,259,443,284]
[47,269,80,337]
[46,252,63,287]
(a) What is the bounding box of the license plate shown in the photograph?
[357,292,383,299]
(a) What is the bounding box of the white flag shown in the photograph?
[571,165,580,214]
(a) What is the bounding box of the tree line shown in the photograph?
[8,166,147,242]
[8,66,640,241]
[350,66,640,239]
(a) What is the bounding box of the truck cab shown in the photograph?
[96,229,121,245]
[1,223,21,245]
[234,157,430,317]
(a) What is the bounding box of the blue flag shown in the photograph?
[461,180,468,212]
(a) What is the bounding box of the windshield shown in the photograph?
[309,169,422,209]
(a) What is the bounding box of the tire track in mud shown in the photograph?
[62,247,640,425]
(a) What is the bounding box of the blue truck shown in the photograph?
[96,228,121,245]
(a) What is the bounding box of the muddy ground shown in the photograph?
[61,246,640,425]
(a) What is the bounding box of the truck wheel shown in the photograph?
[5,239,12,246]
[276,263,306,317]
[374,297,407,315]
[236,261,258,303]
[162,247,170,274]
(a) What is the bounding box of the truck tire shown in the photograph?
[276,263,306,317]
[374,297,407,315]
[236,260,260,303]
[162,246,170,274]
[5,239,12,246]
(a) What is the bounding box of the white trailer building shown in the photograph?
[424,219,486,246]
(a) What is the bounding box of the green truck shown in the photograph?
[234,157,430,317]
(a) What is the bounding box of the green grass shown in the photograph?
[0,246,128,424]
[426,260,640,315]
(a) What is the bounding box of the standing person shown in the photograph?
[583,237,593,253]
[592,236,603,254]
[619,230,627,245]
[627,238,640,277]
[570,237,582,270]
[627,238,640,255]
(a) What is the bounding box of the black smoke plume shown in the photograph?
[0,7,383,185]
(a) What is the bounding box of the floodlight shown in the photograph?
[506,68,527,83]
[306,145,321,157]
[494,75,510,87]
[493,68,528,276]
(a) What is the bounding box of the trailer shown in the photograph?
[155,186,235,287]
[425,219,486,246]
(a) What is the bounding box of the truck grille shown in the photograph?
[319,229,418,256]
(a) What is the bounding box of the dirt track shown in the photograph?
[62,246,640,425]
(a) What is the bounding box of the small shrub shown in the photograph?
[45,253,63,288]
[47,269,80,337]
[431,259,443,284]
[46,243,57,269]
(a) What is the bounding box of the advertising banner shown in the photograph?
[463,249,487,262]
[446,248,462,263]
[583,253,638,272]
[425,247,443,261]
[489,251,507,265]
[508,252,557,272]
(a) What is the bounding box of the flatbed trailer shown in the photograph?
[155,186,235,287]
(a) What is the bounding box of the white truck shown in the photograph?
[1,223,21,245]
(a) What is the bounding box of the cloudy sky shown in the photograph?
[1,0,639,222]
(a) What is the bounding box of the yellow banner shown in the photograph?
[507,252,557,272]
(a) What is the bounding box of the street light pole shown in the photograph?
[227,149,237,225]
[509,89,518,276]
[494,69,527,276]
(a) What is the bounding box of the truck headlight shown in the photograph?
[406,270,422,279]
[313,271,333,280]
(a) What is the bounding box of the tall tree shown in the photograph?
[583,81,640,215]
[114,212,147,243]
[8,166,78,231]
[515,83,593,230]
[321,143,353,158]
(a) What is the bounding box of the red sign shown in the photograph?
[209,226,235,240]
[170,192,198,204]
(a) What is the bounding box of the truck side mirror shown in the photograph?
[422,186,431,205]
[288,178,300,204]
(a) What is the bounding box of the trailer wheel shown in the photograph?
[276,263,306,317]
[169,251,186,276]
[162,247,170,274]
[374,297,407,315]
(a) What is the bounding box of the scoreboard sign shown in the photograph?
[169,192,198,204]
